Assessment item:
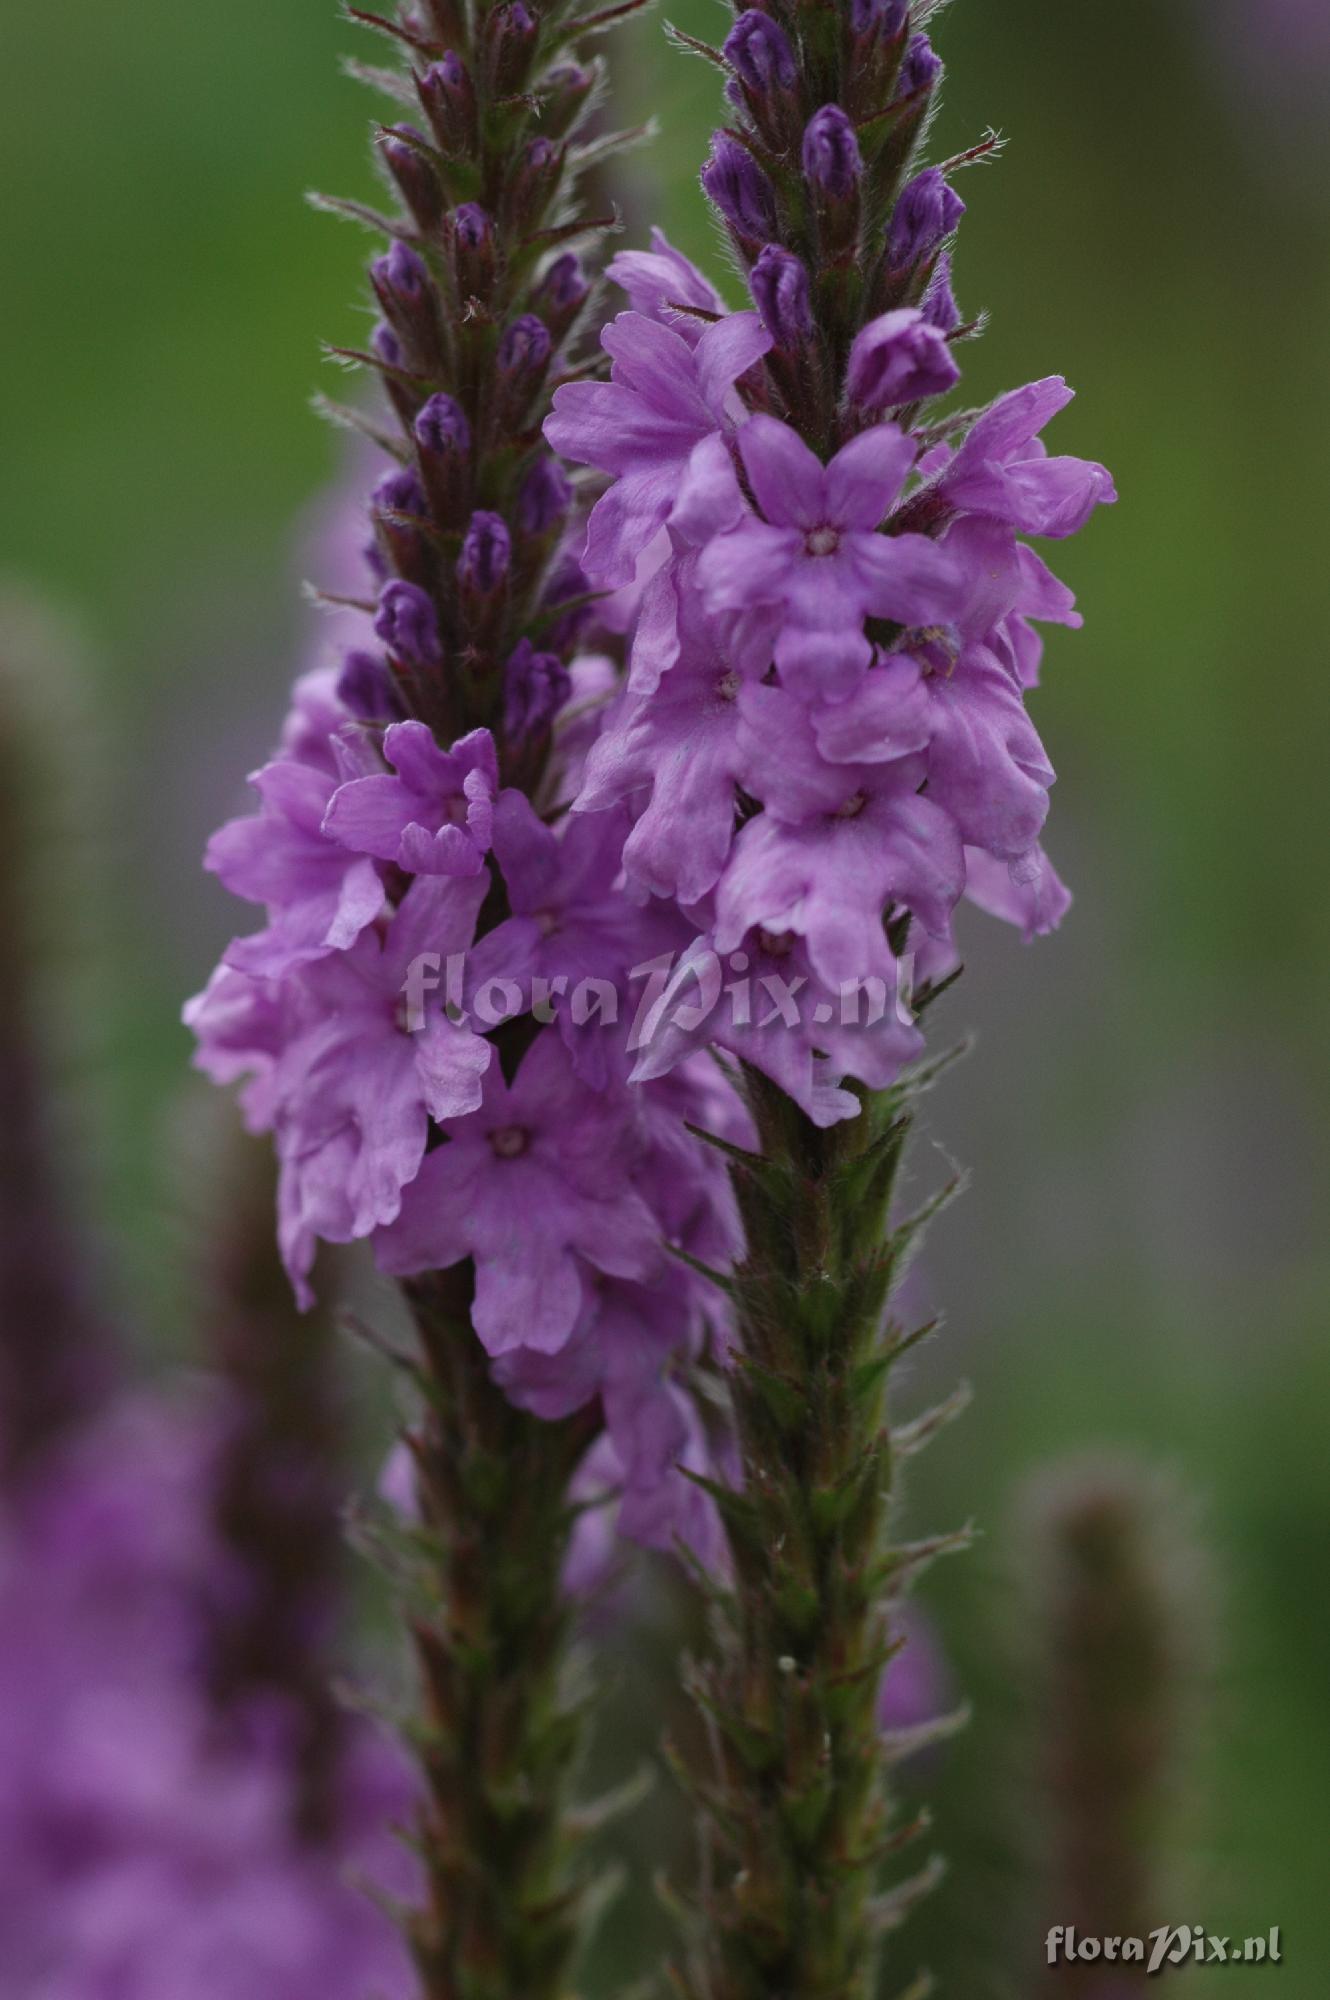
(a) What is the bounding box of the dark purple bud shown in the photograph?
[414,392,470,459]
[458,511,511,595]
[371,320,403,369]
[380,124,443,230]
[532,254,590,342]
[540,61,596,139]
[374,579,442,668]
[497,314,552,384]
[845,307,960,411]
[895,31,942,100]
[373,239,429,306]
[724,11,797,96]
[517,457,572,538]
[417,53,477,154]
[922,251,961,333]
[541,555,593,650]
[509,135,563,233]
[802,105,863,199]
[337,648,406,722]
[488,1,538,95]
[750,244,813,350]
[450,203,496,302]
[887,168,965,269]
[849,0,908,38]
[701,132,778,244]
[373,467,427,518]
[414,393,471,525]
[504,638,571,744]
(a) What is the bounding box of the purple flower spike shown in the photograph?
[888,168,966,270]
[895,31,943,101]
[518,456,573,537]
[802,105,863,198]
[724,10,798,96]
[414,392,470,459]
[846,308,960,410]
[750,244,813,350]
[701,132,778,242]
[374,579,442,668]
[458,511,512,595]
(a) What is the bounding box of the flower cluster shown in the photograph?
[547,16,1114,1125]
[186,6,744,1552]
[0,1394,413,2000]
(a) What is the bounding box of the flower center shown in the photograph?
[715,670,742,701]
[488,1124,530,1160]
[834,791,867,819]
[805,525,841,558]
[757,928,796,958]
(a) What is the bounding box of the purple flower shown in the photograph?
[701,132,779,243]
[846,307,960,410]
[545,308,771,585]
[374,579,442,668]
[606,229,726,340]
[887,167,966,270]
[925,376,1118,538]
[206,754,385,981]
[374,1032,664,1356]
[802,105,863,198]
[322,722,498,876]
[750,244,813,349]
[694,413,964,697]
[577,558,760,905]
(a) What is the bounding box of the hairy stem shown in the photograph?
[673,1070,954,2000]
[403,1269,601,2000]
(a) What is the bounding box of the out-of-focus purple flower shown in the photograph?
[846,307,960,410]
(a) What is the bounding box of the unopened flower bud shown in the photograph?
[750,244,813,350]
[375,579,442,668]
[517,457,572,538]
[849,0,908,39]
[458,511,512,596]
[895,31,942,101]
[488,0,538,96]
[449,203,496,304]
[540,60,597,140]
[496,314,552,407]
[337,648,405,722]
[532,254,590,343]
[701,133,778,247]
[416,52,477,155]
[887,167,965,271]
[846,307,960,411]
[922,251,962,333]
[380,124,443,230]
[370,241,444,370]
[509,136,564,234]
[371,320,403,369]
[504,637,571,744]
[725,10,797,93]
[414,392,471,526]
[540,556,592,651]
[371,467,431,583]
[803,105,863,199]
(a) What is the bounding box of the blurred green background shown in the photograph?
[2,0,1327,1990]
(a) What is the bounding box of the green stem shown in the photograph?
[403,1268,602,2000]
[672,1070,952,2000]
